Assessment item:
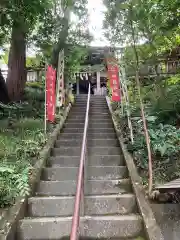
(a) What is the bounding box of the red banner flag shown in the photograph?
[107,59,121,102]
[46,65,56,122]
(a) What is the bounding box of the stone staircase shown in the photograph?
[17,95,144,239]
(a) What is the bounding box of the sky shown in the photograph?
[87,0,109,46]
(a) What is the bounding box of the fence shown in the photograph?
[1,69,45,82]
[126,59,180,77]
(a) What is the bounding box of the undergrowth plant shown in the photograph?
[0,121,47,207]
[0,84,49,207]
[0,164,31,207]
[113,77,180,186]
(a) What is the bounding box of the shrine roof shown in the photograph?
[79,64,106,73]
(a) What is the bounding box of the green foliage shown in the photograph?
[0,165,30,207]
[26,55,44,68]
[1,0,52,33]
[0,117,48,205]
[0,81,48,207]
[167,75,180,85]
[25,90,45,104]
[125,115,180,183]
[32,0,90,67]
[0,88,45,119]
[149,124,180,157]
[103,0,180,71]
[65,46,88,83]
[0,116,47,207]
[0,166,29,208]
[0,50,9,65]
[107,0,180,184]
[26,81,44,90]
[150,82,180,125]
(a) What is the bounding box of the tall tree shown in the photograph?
[0,0,90,101]
[33,0,91,79]
[1,0,52,101]
[51,0,89,68]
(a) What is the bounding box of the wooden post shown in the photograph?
[76,77,79,95]
[44,66,47,134]
[96,71,100,95]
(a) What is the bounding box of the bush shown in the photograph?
[26,81,44,90]
[113,74,180,186]
[24,87,45,102]
[149,124,180,157]
[0,165,30,207]
[126,117,180,183]
[150,84,180,125]
[0,118,47,207]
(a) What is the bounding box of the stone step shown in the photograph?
[71,112,110,116]
[70,109,109,112]
[72,105,109,109]
[89,105,108,108]
[68,113,86,117]
[52,147,120,156]
[58,132,117,139]
[66,119,113,124]
[36,179,131,196]
[52,146,81,156]
[89,99,107,102]
[58,133,83,139]
[73,105,108,108]
[61,128,115,134]
[88,115,112,119]
[42,166,128,181]
[76,105,108,109]
[64,122,114,129]
[68,113,110,118]
[76,95,105,98]
[71,108,109,112]
[76,96,106,100]
[75,100,107,104]
[28,194,137,217]
[69,112,110,116]
[90,114,110,117]
[77,99,106,101]
[67,115,112,121]
[74,106,108,110]
[75,103,107,106]
[55,138,119,147]
[18,215,142,240]
[91,123,114,128]
[88,147,120,155]
[89,101,107,103]
[73,102,87,104]
[48,155,124,167]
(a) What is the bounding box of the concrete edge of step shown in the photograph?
[0,103,72,240]
[106,96,165,240]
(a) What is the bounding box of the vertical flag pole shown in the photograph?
[44,64,47,134]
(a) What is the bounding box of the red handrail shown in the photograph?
[70,84,91,240]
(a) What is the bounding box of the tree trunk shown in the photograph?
[6,21,27,101]
[51,7,70,68]
[0,69,9,103]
